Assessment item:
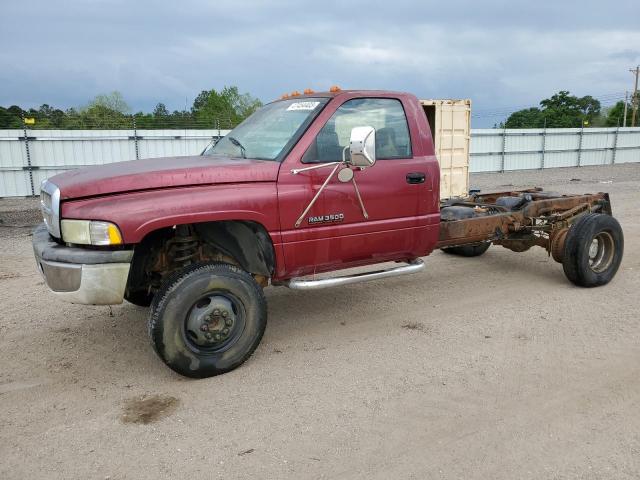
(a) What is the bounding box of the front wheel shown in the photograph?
[562,213,623,287]
[148,262,267,378]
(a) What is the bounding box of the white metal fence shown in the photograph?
[1,127,639,197]
[471,127,640,173]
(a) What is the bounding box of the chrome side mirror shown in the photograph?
[291,127,374,227]
[349,126,376,168]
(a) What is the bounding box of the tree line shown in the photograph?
[0,86,263,130]
[501,91,632,128]
[2,88,632,130]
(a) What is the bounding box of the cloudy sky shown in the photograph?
[2,0,638,126]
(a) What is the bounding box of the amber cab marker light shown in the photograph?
[303,88,314,94]
[281,93,289,99]
[329,85,341,92]
[290,90,301,97]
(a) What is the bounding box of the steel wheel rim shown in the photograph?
[183,290,246,353]
[588,231,614,273]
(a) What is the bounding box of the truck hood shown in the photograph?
[50,155,281,200]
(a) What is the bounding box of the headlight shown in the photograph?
[61,220,123,246]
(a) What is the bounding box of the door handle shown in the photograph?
[406,172,426,184]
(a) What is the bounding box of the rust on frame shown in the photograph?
[436,190,611,251]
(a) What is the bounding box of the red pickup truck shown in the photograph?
[33,89,624,378]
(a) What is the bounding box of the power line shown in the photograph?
[472,92,627,120]
[472,92,625,116]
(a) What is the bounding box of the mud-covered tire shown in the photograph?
[441,242,491,257]
[148,262,267,378]
[562,213,623,287]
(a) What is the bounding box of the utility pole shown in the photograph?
[623,91,628,127]
[631,66,640,127]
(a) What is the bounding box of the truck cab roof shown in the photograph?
[275,89,416,102]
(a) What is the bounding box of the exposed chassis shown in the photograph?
[437,188,612,260]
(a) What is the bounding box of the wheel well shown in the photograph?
[193,221,275,276]
[125,220,275,297]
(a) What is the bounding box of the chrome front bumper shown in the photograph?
[32,224,133,305]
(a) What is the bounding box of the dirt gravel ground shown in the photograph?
[1,164,639,480]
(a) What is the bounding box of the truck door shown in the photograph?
[277,96,439,278]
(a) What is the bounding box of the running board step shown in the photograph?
[284,259,424,291]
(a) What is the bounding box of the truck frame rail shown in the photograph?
[437,188,612,261]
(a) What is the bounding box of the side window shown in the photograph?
[302,98,412,163]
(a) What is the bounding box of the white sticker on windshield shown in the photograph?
[287,101,320,111]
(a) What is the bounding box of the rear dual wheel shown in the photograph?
[562,213,623,287]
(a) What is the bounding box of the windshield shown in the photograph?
[203,97,329,161]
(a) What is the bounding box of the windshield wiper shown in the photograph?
[227,136,247,158]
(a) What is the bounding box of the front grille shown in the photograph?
[40,180,61,238]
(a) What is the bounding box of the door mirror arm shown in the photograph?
[290,126,375,227]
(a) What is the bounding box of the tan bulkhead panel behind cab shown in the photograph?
[420,99,471,199]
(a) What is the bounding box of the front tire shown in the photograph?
[562,213,623,287]
[148,262,267,378]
